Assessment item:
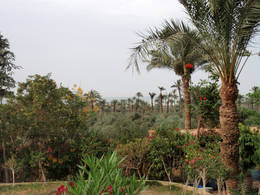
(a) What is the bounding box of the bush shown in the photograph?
[66,151,146,195]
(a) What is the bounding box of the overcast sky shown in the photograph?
[0,0,259,97]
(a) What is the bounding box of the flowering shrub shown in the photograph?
[117,138,152,178]
[190,80,221,128]
[67,151,145,195]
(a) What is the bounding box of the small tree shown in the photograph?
[5,154,20,186]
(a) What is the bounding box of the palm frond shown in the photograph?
[179,0,260,83]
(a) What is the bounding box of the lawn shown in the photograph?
[0,181,194,195]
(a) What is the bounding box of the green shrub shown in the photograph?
[67,151,146,195]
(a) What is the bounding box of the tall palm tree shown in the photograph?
[149,92,156,113]
[111,99,118,112]
[128,20,206,129]
[158,86,165,113]
[120,99,126,114]
[127,98,133,112]
[132,97,137,112]
[166,93,173,113]
[136,92,143,112]
[179,0,260,191]
[87,90,101,111]
[237,94,244,108]
[171,79,183,112]
[170,89,178,112]
[99,99,106,116]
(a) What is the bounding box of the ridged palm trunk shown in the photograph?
[159,94,163,113]
[182,76,191,129]
[113,104,116,112]
[219,82,239,192]
[177,88,182,112]
[151,99,154,113]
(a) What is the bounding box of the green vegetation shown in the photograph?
[0,0,260,194]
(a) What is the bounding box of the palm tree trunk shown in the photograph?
[219,82,240,193]
[166,100,169,113]
[113,104,116,112]
[182,76,191,129]
[178,87,182,112]
[160,94,163,113]
[151,99,154,113]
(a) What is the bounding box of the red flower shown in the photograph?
[185,159,188,163]
[69,181,74,188]
[190,141,194,145]
[48,147,52,152]
[99,189,105,195]
[185,64,194,69]
[177,145,181,148]
[149,135,155,140]
[203,97,206,100]
[200,97,203,101]
[107,185,112,192]
[120,187,124,192]
[56,193,60,195]
[58,185,65,193]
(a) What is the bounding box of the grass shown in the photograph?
[0,182,62,195]
[0,181,194,195]
[146,184,192,195]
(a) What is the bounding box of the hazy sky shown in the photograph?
[0,0,259,97]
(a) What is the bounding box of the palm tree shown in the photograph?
[166,93,173,113]
[120,99,126,114]
[171,89,178,112]
[158,87,165,113]
[149,92,156,113]
[128,20,206,129]
[171,79,183,112]
[127,98,133,112]
[99,99,106,116]
[237,94,244,108]
[132,97,137,112]
[179,0,260,191]
[136,92,143,112]
[87,90,101,111]
[249,86,259,109]
[111,99,118,112]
